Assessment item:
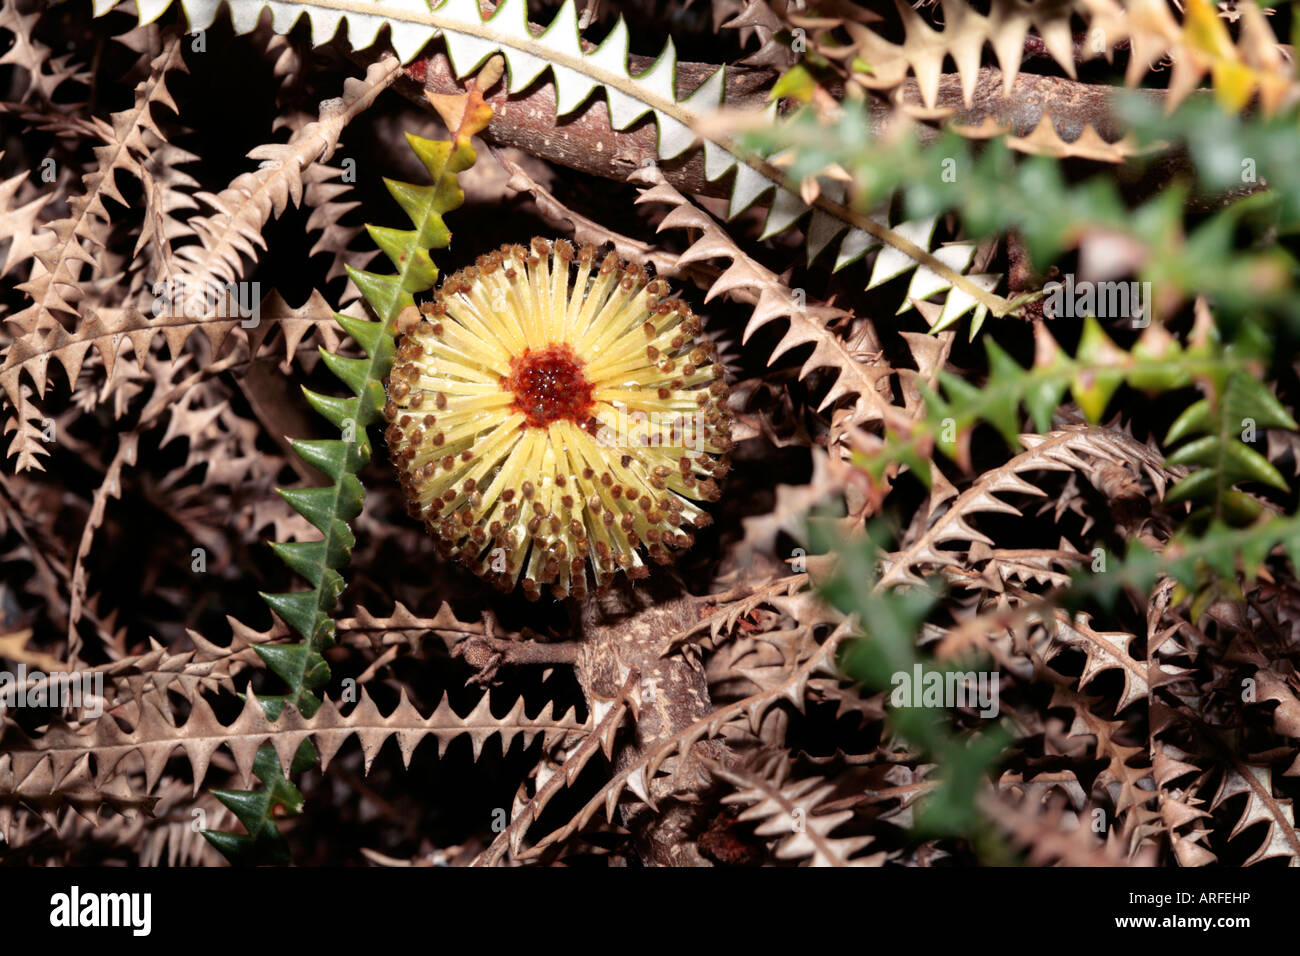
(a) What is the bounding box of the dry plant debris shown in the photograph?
[0,0,1298,870]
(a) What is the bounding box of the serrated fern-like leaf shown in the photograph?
[203,743,311,865]
[888,313,1298,531]
[865,317,1247,479]
[854,312,1300,673]
[817,525,1011,840]
[1164,366,1297,525]
[206,129,477,864]
[707,751,880,866]
[790,0,1296,116]
[257,128,472,714]
[1067,515,1300,611]
[750,98,1300,335]
[94,0,1007,321]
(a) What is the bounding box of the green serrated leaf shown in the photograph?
[259,590,324,644]
[1165,398,1212,445]
[334,312,385,357]
[211,789,279,841]
[205,93,490,865]
[319,350,377,398]
[277,486,345,533]
[268,540,330,589]
[301,387,358,432]
[346,268,408,319]
[255,644,330,702]
[290,438,351,483]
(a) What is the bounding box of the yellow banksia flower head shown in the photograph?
[384,238,732,601]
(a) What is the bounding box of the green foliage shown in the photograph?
[1065,514,1300,613]
[903,140,1294,324]
[764,76,1300,857]
[1119,96,1300,231]
[739,97,1300,331]
[203,743,315,865]
[1160,318,1298,524]
[860,316,1295,526]
[816,522,1011,842]
[855,313,1300,619]
[204,132,476,865]
[926,318,1229,451]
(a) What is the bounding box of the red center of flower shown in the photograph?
[505,344,595,428]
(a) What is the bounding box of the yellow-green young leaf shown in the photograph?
[318,351,373,397]
[1023,378,1068,434]
[1127,332,1190,392]
[335,313,385,356]
[302,387,357,430]
[771,64,816,103]
[1189,583,1217,623]
[1071,367,1123,423]
[1070,318,1125,422]
[978,342,1026,444]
